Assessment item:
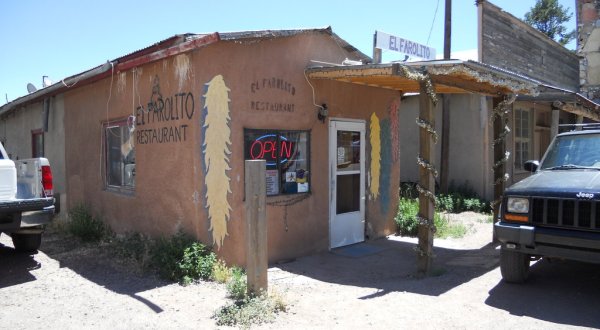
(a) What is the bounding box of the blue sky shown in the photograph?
[0,0,576,104]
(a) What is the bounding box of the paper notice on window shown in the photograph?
[337,147,345,164]
[266,170,279,195]
[297,182,309,193]
[285,171,296,182]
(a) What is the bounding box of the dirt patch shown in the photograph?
[2,213,600,329]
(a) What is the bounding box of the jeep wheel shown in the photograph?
[11,233,42,253]
[500,249,530,283]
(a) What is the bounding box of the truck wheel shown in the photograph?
[11,233,42,253]
[500,249,530,283]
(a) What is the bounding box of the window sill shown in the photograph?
[104,185,135,197]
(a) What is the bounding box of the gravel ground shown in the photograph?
[2,212,600,329]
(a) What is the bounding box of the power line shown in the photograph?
[427,0,441,46]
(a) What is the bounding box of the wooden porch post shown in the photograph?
[551,107,560,139]
[245,160,268,296]
[417,83,436,275]
[576,114,584,131]
[492,97,506,220]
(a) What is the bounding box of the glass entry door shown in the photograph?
[329,120,365,249]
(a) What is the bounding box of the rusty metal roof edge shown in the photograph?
[306,63,392,73]
[1,27,371,116]
[547,84,600,111]
[214,26,333,40]
[0,35,193,116]
[212,26,370,62]
[0,62,112,118]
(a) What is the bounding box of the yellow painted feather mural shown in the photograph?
[203,75,232,249]
[370,112,381,200]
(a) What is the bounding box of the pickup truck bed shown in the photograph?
[0,142,55,252]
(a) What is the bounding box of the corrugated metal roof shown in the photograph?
[207,27,369,61]
[0,27,367,116]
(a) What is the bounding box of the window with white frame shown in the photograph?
[514,107,531,170]
[105,119,135,189]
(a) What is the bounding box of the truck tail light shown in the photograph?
[41,165,53,197]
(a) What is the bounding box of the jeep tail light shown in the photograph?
[42,165,53,197]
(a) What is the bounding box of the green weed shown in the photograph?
[211,260,232,283]
[434,213,468,239]
[112,232,152,266]
[178,243,217,285]
[227,267,247,300]
[395,198,420,236]
[395,198,468,239]
[147,232,195,281]
[67,204,111,242]
[213,293,286,328]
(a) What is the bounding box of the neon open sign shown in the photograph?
[250,134,295,166]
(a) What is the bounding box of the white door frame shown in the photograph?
[328,119,366,249]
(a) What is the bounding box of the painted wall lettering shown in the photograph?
[249,77,296,113]
[134,75,195,145]
[250,77,296,95]
[135,92,195,125]
[136,125,189,144]
[250,101,295,113]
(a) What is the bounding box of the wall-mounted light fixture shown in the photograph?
[318,103,328,123]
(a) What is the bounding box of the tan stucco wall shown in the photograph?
[400,94,494,200]
[63,32,398,266]
[0,95,67,216]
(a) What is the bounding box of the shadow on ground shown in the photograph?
[274,237,500,298]
[0,232,168,313]
[486,259,600,328]
[274,237,600,328]
[0,240,41,288]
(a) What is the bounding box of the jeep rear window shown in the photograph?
[541,134,600,169]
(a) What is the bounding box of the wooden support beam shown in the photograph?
[492,97,506,221]
[417,82,436,275]
[576,115,584,131]
[245,160,268,296]
[440,94,450,193]
[553,101,600,122]
[551,107,560,139]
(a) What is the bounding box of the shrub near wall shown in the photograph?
[394,198,467,239]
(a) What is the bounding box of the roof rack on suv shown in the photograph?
[558,123,600,131]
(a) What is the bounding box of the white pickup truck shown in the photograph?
[0,141,55,252]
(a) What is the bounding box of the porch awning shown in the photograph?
[306,60,539,96]
[518,84,600,121]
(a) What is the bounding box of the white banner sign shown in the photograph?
[375,31,436,61]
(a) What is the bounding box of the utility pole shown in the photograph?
[440,0,452,193]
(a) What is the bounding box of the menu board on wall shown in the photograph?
[265,170,279,195]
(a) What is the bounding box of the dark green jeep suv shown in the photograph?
[495,127,600,283]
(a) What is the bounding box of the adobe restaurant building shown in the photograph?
[1,28,404,265]
[0,27,538,267]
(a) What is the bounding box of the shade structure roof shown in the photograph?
[306,60,540,97]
